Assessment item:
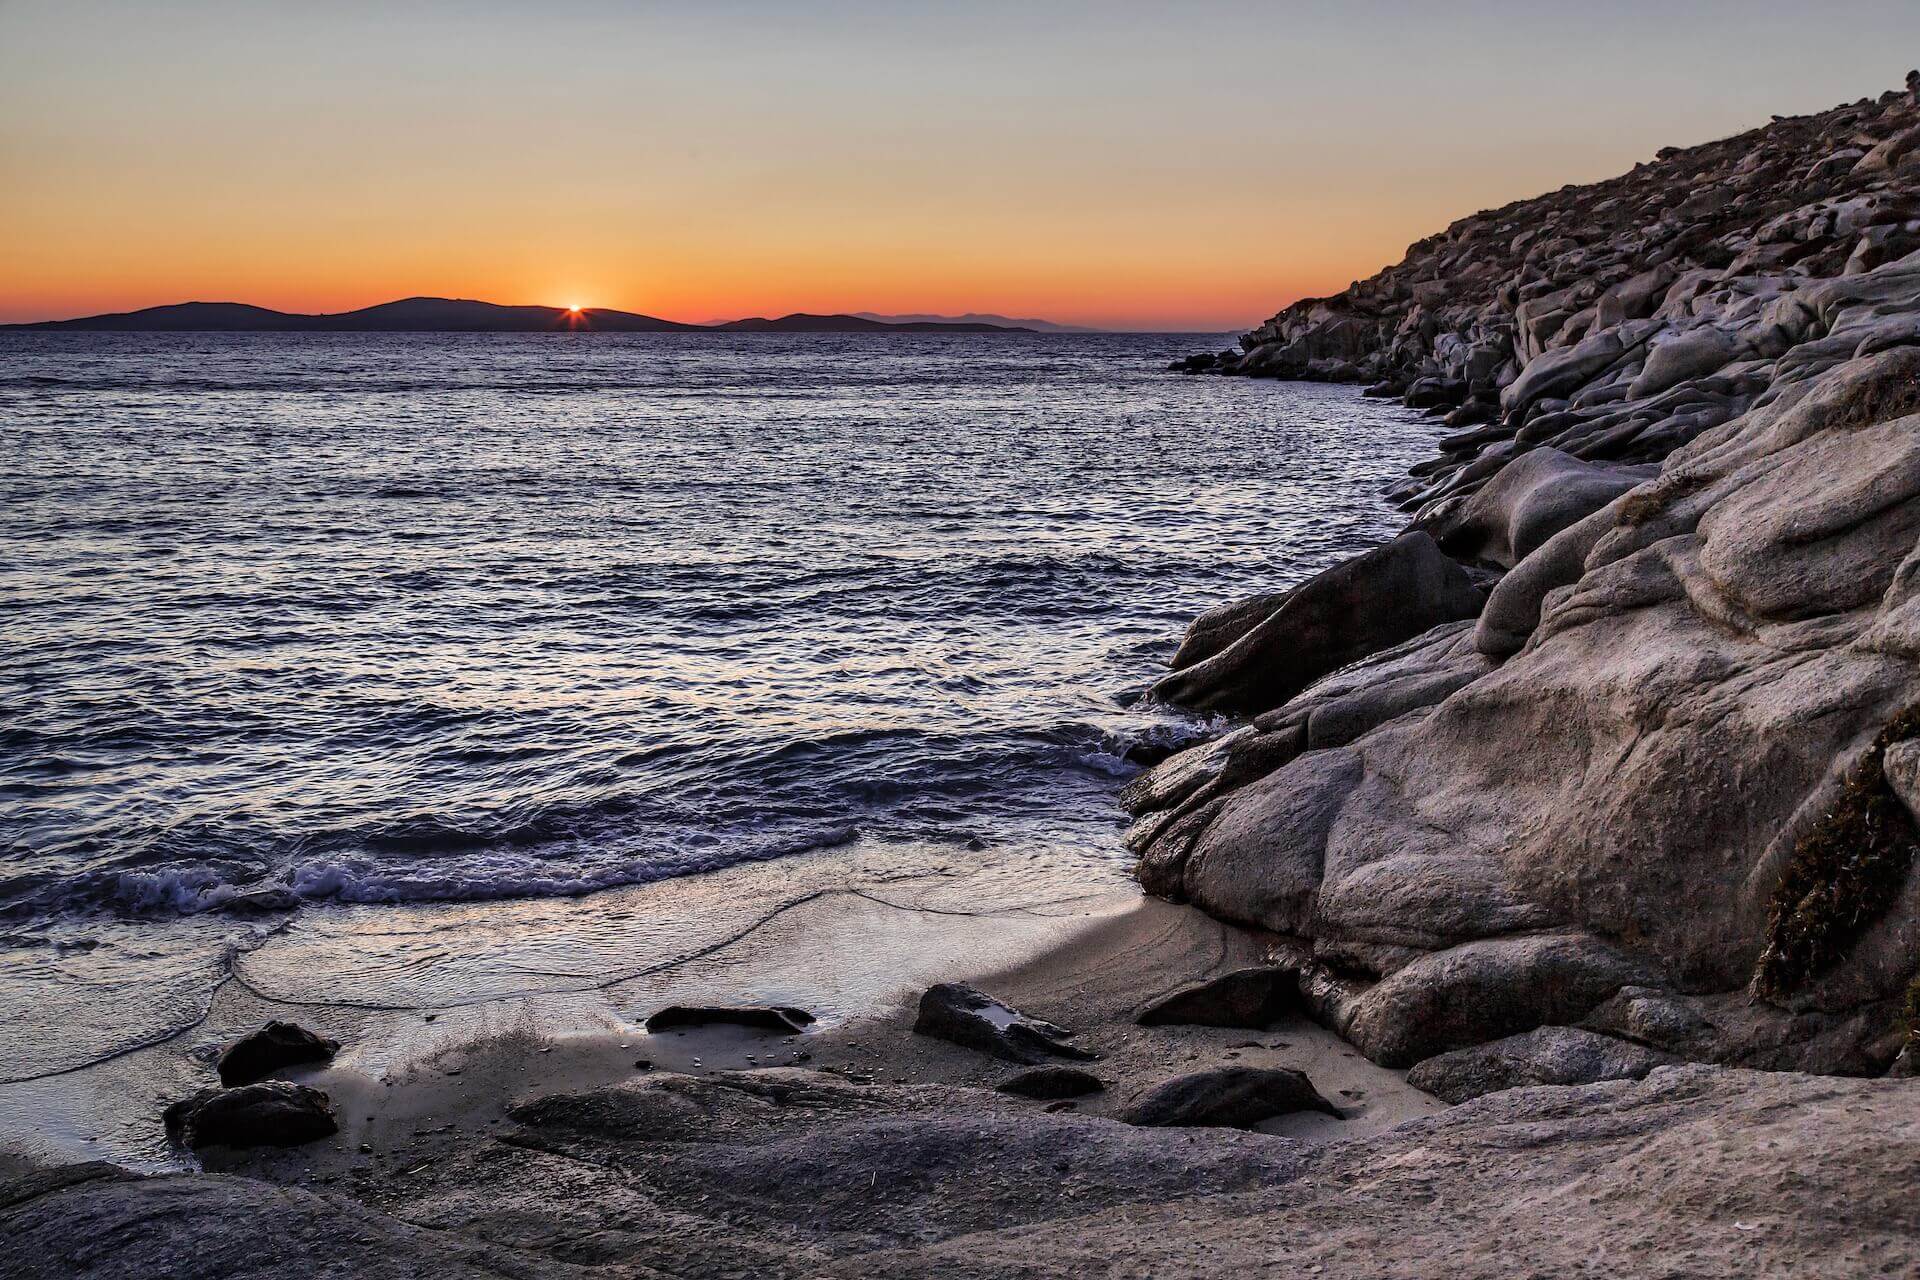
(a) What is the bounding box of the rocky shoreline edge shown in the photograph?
[4,888,1913,1278]
[9,76,1920,1279]
[1134,72,1920,1085]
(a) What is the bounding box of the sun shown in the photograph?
[566,303,584,314]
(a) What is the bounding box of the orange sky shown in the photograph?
[5,3,1918,330]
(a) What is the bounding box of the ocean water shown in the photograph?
[1,331,1442,1083]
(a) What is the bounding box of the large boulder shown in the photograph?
[1339,934,1660,1067]
[1406,1026,1678,1103]
[1151,532,1484,717]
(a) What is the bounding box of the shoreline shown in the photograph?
[0,837,1440,1179]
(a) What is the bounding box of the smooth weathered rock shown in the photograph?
[162,1082,337,1150]
[1406,1026,1678,1103]
[1118,1065,1340,1128]
[215,1021,339,1087]
[994,1066,1106,1099]
[1151,532,1484,717]
[1426,447,1653,568]
[1167,588,1291,671]
[1136,967,1296,1028]
[11,1067,1920,1277]
[643,1005,815,1035]
[912,983,1096,1065]
[1341,934,1660,1067]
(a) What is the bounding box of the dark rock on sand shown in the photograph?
[1150,531,1484,717]
[163,1082,337,1150]
[994,1066,1106,1099]
[216,1020,339,1086]
[1119,1065,1340,1129]
[644,1005,815,1034]
[1406,1026,1679,1103]
[913,982,1096,1065]
[1136,967,1297,1028]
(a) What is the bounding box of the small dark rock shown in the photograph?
[164,1082,338,1150]
[912,982,1096,1065]
[1137,968,1298,1029]
[643,1005,815,1034]
[995,1066,1106,1100]
[1119,1066,1341,1129]
[216,1021,340,1087]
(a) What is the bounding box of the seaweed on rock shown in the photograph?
[1754,706,1920,1000]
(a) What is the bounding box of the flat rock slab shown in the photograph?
[994,1066,1106,1100]
[1406,1026,1678,1103]
[1137,968,1297,1028]
[163,1082,337,1150]
[913,982,1097,1065]
[1120,1065,1341,1129]
[216,1020,339,1087]
[643,1005,815,1034]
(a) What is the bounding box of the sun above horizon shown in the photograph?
[567,304,583,313]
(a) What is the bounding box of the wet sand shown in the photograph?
[0,842,1439,1181]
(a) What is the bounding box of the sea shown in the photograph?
[0,330,1443,1091]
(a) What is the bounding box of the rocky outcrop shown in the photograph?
[14,1067,1917,1277]
[1140,77,1920,1087]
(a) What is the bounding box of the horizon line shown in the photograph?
[2,294,1264,334]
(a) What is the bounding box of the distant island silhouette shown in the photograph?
[4,297,1042,334]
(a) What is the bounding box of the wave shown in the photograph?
[0,713,1196,922]
[85,820,862,917]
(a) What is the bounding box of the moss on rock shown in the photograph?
[1754,706,1920,1001]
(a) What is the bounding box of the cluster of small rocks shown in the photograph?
[163,1021,340,1151]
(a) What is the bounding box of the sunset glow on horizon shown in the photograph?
[6,1,1920,330]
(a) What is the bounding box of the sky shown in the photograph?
[4,1,1920,331]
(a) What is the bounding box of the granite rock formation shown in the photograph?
[1143,76,1920,1087]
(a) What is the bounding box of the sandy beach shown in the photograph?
[1,837,1440,1185]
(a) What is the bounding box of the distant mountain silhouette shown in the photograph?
[716,312,1029,333]
[10,297,697,333]
[7,298,1036,334]
[851,311,1100,334]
